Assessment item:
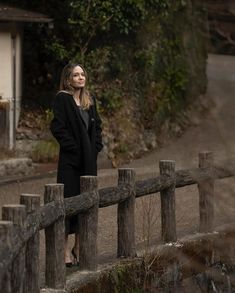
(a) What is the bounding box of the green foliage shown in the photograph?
[98,82,123,115]
[115,143,129,154]
[31,139,58,163]
[83,46,112,95]
[109,264,143,293]
[44,0,165,118]
[46,40,70,61]
[46,0,160,62]
[2,0,207,126]
[27,108,59,163]
[133,2,195,128]
[38,109,54,132]
[155,39,189,121]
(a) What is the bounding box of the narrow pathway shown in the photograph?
[97,53,235,260]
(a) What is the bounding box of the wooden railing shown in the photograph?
[0,151,235,292]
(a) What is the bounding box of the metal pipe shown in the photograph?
[11,34,16,149]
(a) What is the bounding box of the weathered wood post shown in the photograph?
[160,161,180,291]
[20,194,40,293]
[44,184,65,290]
[198,151,214,233]
[198,152,215,290]
[0,221,13,293]
[2,204,26,293]
[160,160,177,243]
[117,168,136,257]
[79,176,99,270]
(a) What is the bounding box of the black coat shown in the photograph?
[50,91,103,197]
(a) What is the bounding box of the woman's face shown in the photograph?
[70,65,86,89]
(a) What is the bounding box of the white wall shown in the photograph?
[0,32,13,149]
[0,25,22,149]
[0,32,12,99]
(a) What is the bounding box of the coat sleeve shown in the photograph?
[50,93,79,152]
[93,97,103,152]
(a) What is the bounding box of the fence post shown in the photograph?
[79,176,99,270]
[198,153,214,292]
[160,160,177,243]
[20,194,40,293]
[44,184,65,290]
[198,151,214,233]
[2,204,26,293]
[117,168,136,258]
[0,221,13,293]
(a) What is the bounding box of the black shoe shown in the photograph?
[65,262,73,268]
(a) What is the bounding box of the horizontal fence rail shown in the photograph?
[0,152,235,292]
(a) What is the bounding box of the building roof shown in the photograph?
[0,4,53,23]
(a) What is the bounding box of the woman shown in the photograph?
[50,63,103,266]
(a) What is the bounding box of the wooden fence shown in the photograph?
[0,151,235,292]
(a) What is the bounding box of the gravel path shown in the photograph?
[0,54,235,286]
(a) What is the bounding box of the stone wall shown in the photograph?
[0,158,34,177]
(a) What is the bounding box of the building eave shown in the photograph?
[0,5,53,23]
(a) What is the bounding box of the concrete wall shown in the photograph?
[0,23,22,149]
[0,32,12,99]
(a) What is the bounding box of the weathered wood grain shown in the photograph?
[0,221,13,293]
[64,190,97,216]
[20,194,41,293]
[44,184,65,289]
[198,152,214,233]
[99,186,131,207]
[79,176,99,271]
[160,161,177,243]
[117,168,136,258]
[2,205,26,293]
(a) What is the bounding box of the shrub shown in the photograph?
[31,139,58,163]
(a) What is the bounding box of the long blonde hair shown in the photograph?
[59,63,93,109]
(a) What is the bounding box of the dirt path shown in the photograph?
[97,53,235,259]
[0,54,235,285]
